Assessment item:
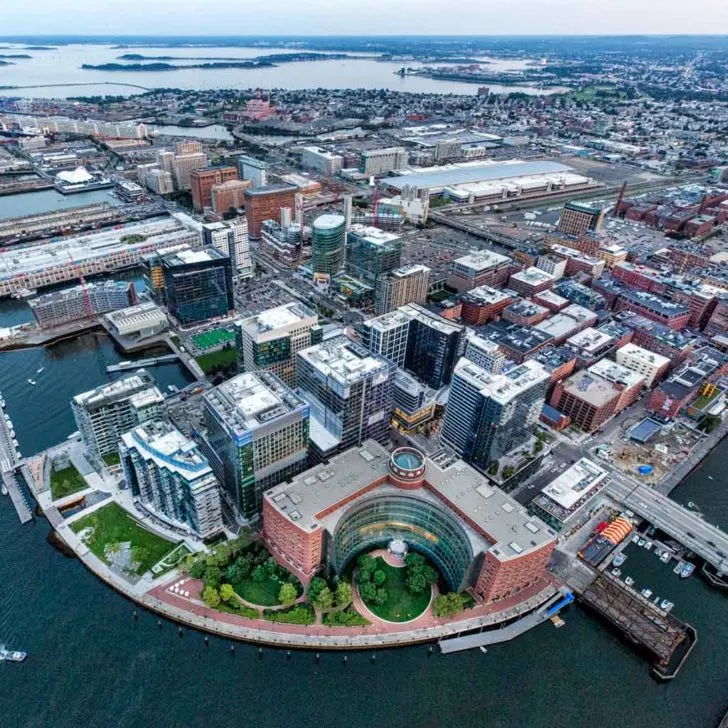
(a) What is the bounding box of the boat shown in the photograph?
[653,596,660,605]
[708,476,714,481]
[645,541,653,551]
[638,538,646,547]
[674,562,683,575]
[550,615,566,628]
[632,534,640,544]
[9,429,15,438]
[680,563,695,579]
[625,576,635,587]
[27,379,36,386]
[479,646,488,654]
[0,645,27,662]
[0,398,5,408]
[640,589,653,599]
[1,484,7,496]
[660,552,671,564]
[612,553,627,567]
[36,367,44,374]
[12,439,18,447]
[611,568,622,577]
[660,599,672,610]
[11,288,36,300]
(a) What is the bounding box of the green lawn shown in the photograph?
[196,348,237,373]
[193,328,236,351]
[70,502,177,576]
[361,558,432,622]
[50,464,88,500]
[102,452,121,467]
[230,575,282,606]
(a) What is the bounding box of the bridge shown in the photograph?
[607,474,728,572]
[428,210,526,250]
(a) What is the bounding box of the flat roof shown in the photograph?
[298,335,392,386]
[238,301,317,338]
[616,343,671,369]
[536,458,608,513]
[347,224,401,246]
[163,246,227,267]
[588,359,644,389]
[510,267,556,285]
[567,327,614,354]
[628,418,663,443]
[461,284,515,306]
[453,250,511,273]
[453,357,550,406]
[561,369,622,407]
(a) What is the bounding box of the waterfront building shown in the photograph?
[190,166,238,211]
[345,224,402,285]
[615,343,671,387]
[161,247,234,326]
[301,146,344,176]
[296,335,394,460]
[172,153,208,191]
[211,179,251,215]
[235,302,321,387]
[441,357,550,471]
[311,214,346,276]
[244,184,297,238]
[359,147,408,176]
[374,264,430,315]
[202,219,252,281]
[262,441,556,604]
[29,280,135,329]
[237,155,267,189]
[104,302,168,341]
[72,370,165,459]
[447,250,513,293]
[120,420,224,540]
[530,458,608,532]
[556,201,605,237]
[201,371,310,520]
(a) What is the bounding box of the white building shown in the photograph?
[375,264,431,314]
[173,152,208,191]
[359,147,408,176]
[616,343,671,387]
[238,155,267,188]
[202,219,252,280]
[301,146,344,176]
[105,302,169,340]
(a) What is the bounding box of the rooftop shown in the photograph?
[162,246,228,267]
[298,335,392,386]
[560,369,622,407]
[567,327,614,354]
[453,356,550,406]
[453,249,511,273]
[244,183,297,197]
[617,343,671,369]
[238,301,317,337]
[535,458,608,515]
[461,284,516,306]
[73,370,157,410]
[313,213,346,231]
[510,267,556,285]
[588,359,644,389]
[347,224,401,246]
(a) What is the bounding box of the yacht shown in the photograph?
[631,534,640,544]
[36,367,44,374]
[674,562,683,575]
[479,646,488,654]
[612,553,627,567]
[640,589,653,599]
[27,379,36,386]
[625,576,635,587]
[680,563,695,579]
[660,552,671,564]
[645,541,653,551]
[1,484,7,496]
[611,568,622,578]
[0,397,5,408]
[0,645,26,662]
[638,538,646,547]
[660,599,672,611]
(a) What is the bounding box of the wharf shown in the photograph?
[106,353,179,372]
[0,406,32,524]
[2,470,33,524]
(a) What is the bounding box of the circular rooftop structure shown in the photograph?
[313,213,346,231]
[389,447,426,489]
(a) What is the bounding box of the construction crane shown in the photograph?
[67,251,94,319]
[612,181,627,219]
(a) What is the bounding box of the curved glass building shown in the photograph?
[312,214,346,276]
[332,492,474,590]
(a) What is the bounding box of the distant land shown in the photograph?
[0,54,31,59]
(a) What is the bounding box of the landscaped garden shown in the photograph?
[102,452,121,467]
[356,553,437,622]
[71,501,178,576]
[50,463,88,500]
[195,347,237,375]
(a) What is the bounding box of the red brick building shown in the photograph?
[244,184,298,238]
[459,285,517,326]
[549,370,621,432]
[190,166,239,211]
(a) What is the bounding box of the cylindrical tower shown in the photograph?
[311,213,346,276]
[388,447,426,490]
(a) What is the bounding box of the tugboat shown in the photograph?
[0,645,27,662]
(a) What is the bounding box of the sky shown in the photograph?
[4,0,728,36]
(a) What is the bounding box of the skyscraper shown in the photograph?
[235,302,321,387]
[161,247,234,325]
[311,214,346,276]
[201,371,310,520]
[72,370,165,460]
[296,335,394,460]
[120,420,224,539]
[202,219,252,281]
[441,358,549,471]
[345,224,402,285]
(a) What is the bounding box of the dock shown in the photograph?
[106,354,179,372]
[438,588,574,654]
[0,403,32,524]
[2,470,33,524]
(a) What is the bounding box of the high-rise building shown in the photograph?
[235,302,321,386]
[359,147,408,175]
[345,224,402,285]
[375,264,431,314]
[202,219,252,281]
[238,155,268,188]
[244,184,297,238]
[296,335,394,460]
[175,140,204,156]
[201,371,310,520]
[172,153,208,191]
[464,333,506,374]
[448,250,513,293]
[161,247,234,325]
[157,150,175,174]
[556,201,605,236]
[301,146,344,176]
[120,420,224,539]
[441,358,550,471]
[360,308,412,368]
[146,168,174,195]
[211,179,251,214]
[190,166,239,211]
[260,216,308,268]
[72,370,165,459]
[311,214,346,276]
[391,370,436,432]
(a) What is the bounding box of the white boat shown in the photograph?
[479,646,488,654]
[640,589,653,599]
[680,563,695,579]
[638,538,646,547]
[36,367,44,374]
[660,552,671,564]
[1,484,7,496]
[660,599,672,610]
[27,379,36,386]
[625,576,635,587]
[645,541,653,551]
[631,534,640,544]
[9,429,15,438]
[0,645,27,662]
[612,553,627,567]
[0,398,5,408]
[611,568,622,577]
[12,439,18,447]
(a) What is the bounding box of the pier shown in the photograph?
[106,354,180,372]
[0,404,32,524]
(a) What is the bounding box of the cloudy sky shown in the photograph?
[5,0,728,36]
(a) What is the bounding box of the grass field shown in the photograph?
[50,464,87,500]
[192,328,236,351]
[363,558,432,623]
[102,452,121,467]
[196,348,237,373]
[70,502,177,576]
[230,574,282,606]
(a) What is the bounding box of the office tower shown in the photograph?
[235,302,321,386]
[72,370,165,459]
[345,224,402,285]
[311,214,346,276]
[360,308,412,368]
[211,179,250,214]
[441,358,550,471]
[202,371,310,520]
[464,333,506,374]
[175,140,204,156]
[374,264,430,314]
[343,194,353,229]
[190,166,239,211]
[301,146,344,176]
[238,155,268,188]
[157,150,175,174]
[244,184,297,238]
[391,370,436,432]
[146,168,174,195]
[260,216,308,268]
[161,247,234,325]
[556,201,605,236]
[358,147,408,175]
[202,219,252,281]
[296,335,394,460]
[120,420,224,539]
[172,153,208,191]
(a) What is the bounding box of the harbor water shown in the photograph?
[1,292,728,727]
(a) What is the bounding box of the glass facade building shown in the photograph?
[332,492,474,590]
[345,225,402,285]
[311,214,346,276]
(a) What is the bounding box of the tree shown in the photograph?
[279,582,298,606]
[357,553,377,573]
[335,581,352,607]
[189,559,206,579]
[406,571,428,595]
[265,557,279,577]
[202,586,221,609]
[313,585,334,611]
[374,588,388,606]
[235,554,252,578]
[252,565,266,583]
[308,576,327,600]
[373,569,386,586]
[203,566,222,588]
[359,582,377,603]
[356,568,371,584]
[219,583,236,603]
[433,592,465,618]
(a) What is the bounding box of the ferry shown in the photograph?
[612,553,627,567]
[27,379,36,386]
[625,576,635,587]
[680,563,695,579]
[0,645,27,662]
